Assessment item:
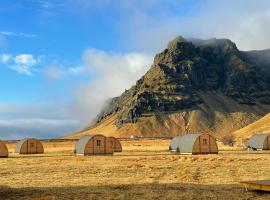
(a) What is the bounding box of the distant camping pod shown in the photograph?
[246,134,270,150]
[0,140,8,157]
[169,136,182,151]
[75,135,114,155]
[15,138,44,154]
[107,137,122,152]
[169,133,218,154]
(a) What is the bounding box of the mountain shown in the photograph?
[63,36,270,139]
[233,113,270,140]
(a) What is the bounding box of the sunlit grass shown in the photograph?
[1,139,270,199]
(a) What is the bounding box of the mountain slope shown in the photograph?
[64,36,270,139]
[234,113,270,140]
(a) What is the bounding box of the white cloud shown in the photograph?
[42,49,153,124]
[0,118,80,139]
[43,63,85,80]
[8,54,39,76]
[0,103,81,139]
[68,66,86,75]
[70,48,152,124]
[14,54,37,66]
[0,54,12,64]
[0,53,40,75]
[0,31,36,38]
[44,65,66,80]
[0,103,69,119]
[40,48,157,129]
[119,0,270,51]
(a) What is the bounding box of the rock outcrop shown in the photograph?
[64,37,270,139]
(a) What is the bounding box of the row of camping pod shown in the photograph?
[0,138,46,157]
[169,133,219,154]
[0,138,47,158]
[169,133,270,154]
[2,133,268,157]
[0,138,43,158]
[0,135,122,157]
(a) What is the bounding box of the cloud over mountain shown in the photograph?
[70,48,152,124]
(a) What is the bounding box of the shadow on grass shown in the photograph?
[6,154,75,159]
[0,183,269,200]
[5,151,177,159]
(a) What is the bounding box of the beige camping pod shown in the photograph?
[0,140,8,157]
[170,133,218,154]
[75,135,113,155]
[107,137,122,152]
[15,138,44,154]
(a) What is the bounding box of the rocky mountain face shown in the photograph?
[67,37,270,139]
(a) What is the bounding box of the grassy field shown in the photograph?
[1,139,270,200]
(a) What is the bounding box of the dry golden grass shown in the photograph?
[1,139,270,200]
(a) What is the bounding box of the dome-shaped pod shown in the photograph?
[107,137,122,152]
[75,134,113,155]
[169,136,182,151]
[0,140,8,157]
[170,133,218,154]
[246,134,270,150]
[15,138,44,154]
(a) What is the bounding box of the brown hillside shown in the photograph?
[63,92,270,139]
[233,113,270,140]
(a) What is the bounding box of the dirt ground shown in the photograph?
[1,139,270,200]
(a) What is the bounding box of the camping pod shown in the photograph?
[15,138,44,154]
[0,140,8,157]
[169,133,218,154]
[75,135,113,155]
[107,137,122,152]
[169,136,182,150]
[246,134,270,150]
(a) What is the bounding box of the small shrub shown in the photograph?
[221,135,236,146]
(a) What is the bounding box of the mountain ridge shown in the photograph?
[63,36,270,139]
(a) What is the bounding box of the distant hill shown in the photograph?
[234,113,270,140]
[63,36,270,139]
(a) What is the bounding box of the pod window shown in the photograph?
[203,139,207,145]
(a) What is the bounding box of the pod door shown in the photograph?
[27,139,37,154]
[199,134,210,153]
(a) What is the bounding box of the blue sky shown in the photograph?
[1,0,270,139]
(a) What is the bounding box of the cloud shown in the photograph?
[1,54,40,76]
[117,0,270,51]
[43,65,66,80]
[41,49,152,128]
[0,103,69,119]
[0,54,12,64]
[0,31,36,38]
[14,54,37,66]
[69,48,152,124]
[0,118,80,140]
[43,63,84,80]
[0,103,81,140]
